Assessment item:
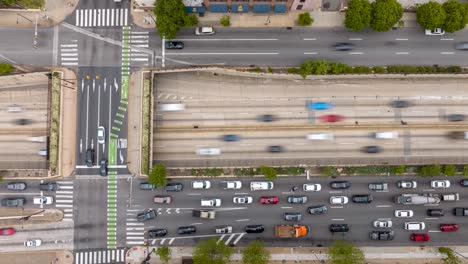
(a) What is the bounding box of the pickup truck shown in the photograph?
[219,181,242,190]
[394,194,440,205]
[274,225,309,238]
[441,193,459,201]
[192,210,216,219]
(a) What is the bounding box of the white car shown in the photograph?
[195,27,215,35]
[196,148,221,155]
[97,126,105,144]
[330,196,349,205]
[37,150,47,156]
[7,104,22,113]
[24,239,42,247]
[394,209,414,218]
[373,219,393,228]
[405,222,426,231]
[374,132,398,139]
[397,180,417,189]
[431,180,450,188]
[201,198,221,207]
[33,196,53,205]
[303,183,322,191]
[233,196,253,204]
[29,136,47,142]
[425,28,445,36]
[191,180,211,189]
[306,133,334,140]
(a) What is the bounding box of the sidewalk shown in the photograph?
[127,70,146,176]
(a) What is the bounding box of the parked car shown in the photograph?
[39,182,58,191]
[373,132,398,139]
[33,196,53,205]
[148,229,167,237]
[139,182,156,190]
[447,114,465,122]
[97,126,105,144]
[195,27,215,35]
[221,134,241,142]
[397,180,417,189]
[85,148,95,167]
[329,224,349,232]
[165,41,184,49]
[0,228,15,235]
[425,28,445,35]
[460,179,468,187]
[153,196,172,204]
[165,183,183,192]
[201,198,222,207]
[99,159,108,176]
[284,212,302,221]
[24,239,42,247]
[259,196,279,205]
[233,196,253,204]
[287,196,308,204]
[411,233,429,242]
[245,225,264,233]
[191,180,211,189]
[440,224,459,232]
[7,104,22,113]
[319,114,344,123]
[215,226,233,234]
[368,182,388,191]
[1,198,25,207]
[307,205,328,215]
[373,219,393,228]
[395,210,414,218]
[177,226,196,234]
[427,209,444,217]
[137,209,156,221]
[267,145,283,153]
[330,196,349,205]
[7,182,27,191]
[219,181,242,190]
[362,146,382,153]
[330,181,351,189]
[431,180,450,188]
[308,101,332,110]
[334,43,354,51]
[370,231,394,240]
[303,183,321,191]
[352,194,373,204]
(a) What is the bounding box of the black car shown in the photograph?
[245,225,264,233]
[330,181,351,189]
[352,194,373,204]
[284,212,302,221]
[14,118,32,125]
[334,42,354,51]
[137,209,156,222]
[221,134,241,142]
[165,183,183,192]
[148,229,168,238]
[7,182,27,191]
[99,159,108,176]
[390,100,411,108]
[258,115,275,122]
[447,114,465,122]
[39,182,58,191]
[427,209,444,217]
[453,208,468,216]
[85,148,95,167]
[329,224,349,233]
[139,182,156,190]
[307,205,328,215]
[1,197,25,207]
[287,196,308,204]
[178,226,196,235]
[267,146,283,153]
[165,41,184,49]
[370,231,394,240]
[460,179,468,187]
[362,146,382,153]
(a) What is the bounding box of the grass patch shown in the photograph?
[141,79,151,175]
[234,168,257,176]
[0,63,14,75]
[49,72,61,175]
[275,167,305,175]
[1,0,44,9]
[191,168,224,177]
[343,165,392,175]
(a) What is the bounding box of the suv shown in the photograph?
[165,183,183,192]
[250,181,274,191]
[165,41,184,49]
[308,205,328,215]
[7,182,27,191]
[284,212,302,221]
[368,183,388,191]
[148,229,167,237]
[245,225,264,233]
[370,231,394,240]
[139,182,156,190]
[191,180,211,189]
[177,226,196,235]
[352,194,373,204]
[1,197,25,207]
[99,159,108,176]
[137,210,156,221]
[85,148,95,167]
[39,182,58,191]
[329,181,351,189]
[329,224,349,233]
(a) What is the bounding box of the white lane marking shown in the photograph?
[339,142,354,145]
[425,217,439,220]
[236,219,250,222]
[376,205,392,208]
[441,52,454,55]
[167,53,279,55]
[126,227,144,230]
[441,38,454,41]
[424,204,440,206]
[173,38,278,41]
[59,186,74,190]
[127,241,145,245]
[56,204,73,208]
[281,207,292,209]
[61,62,79,66]
[218,235,226,243]
[304,52,318,55]
[303,38,316,40]
[349,38,362,40]
[348,52,364,55]
[190,223,203,225]
[429,230,441,233]
[395,52,409,55]
[126,222,145,226]
[56,191,73,194]
[376,190,389,193]
[234,193,248,195]
[423,189,435,192]
[330,206,343,209]
[55,200,73,203]
[187,193,201,196]
[126,236,145,240]
[332,218,345,221]
[224,234,235,245]
[395,38,408,41]
[329,191,342,194]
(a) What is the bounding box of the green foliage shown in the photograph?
[344,166,391,175]
[443,165,457,176]
[416,1,446,30]
[322,166,340,177]
[328,240,366,264]
[352,66,372,74]
[234,168,257,176]
[464,165,468,177]
[370,0,403,32]
[418,164,441,177]
[438,247,462,264]
[372,66,386,73]
[242,240,270,264]
[387,65,461,73]
[248,67,263,73]
[141,79,151,175]
[259,165,277,180]
[267,67,273,73]
[345,0,372,31]
[149,164,167,186]
[391,165,406,175]
[0,63,14,75]
[299,60,330,78]
[191,168,224,177]
[220,15,230,27]
[275,167,305,175]
[329,62,352,74]
[442,0,466,33]
[0,0,43,8]
[156,247,171,264]
[154,0,198,39]
[193,238,233,264]
[298,12,314,26]
[287,67,299,74]
[184,15,199,27]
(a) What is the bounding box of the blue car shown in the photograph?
[308,102,332,110]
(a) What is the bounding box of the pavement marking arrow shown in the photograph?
[81,78,84,92]
[93,79,95,92]
[114,77,119,91]
[91,138,94,150]
[80,138,82,153]
[104,78,107,92]
[119,149,123,164]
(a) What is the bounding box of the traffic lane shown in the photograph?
[96,76,111,163]
[76,76,91,166]
[0,28,53,66]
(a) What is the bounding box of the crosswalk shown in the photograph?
[60,40,79,66]
[150,232,247,246]
[74,248,125,264]
[55,181,74,221]
[75,8,128,27]
[125,209,145,245]
[122,28,150,67]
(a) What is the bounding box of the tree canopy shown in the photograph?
[259,165,277,180]
[156,247,171,264]
[416,1,446,30]
[193,238,233,264]
[154,0,198,39]
[345,0,371,31]
[242,241,270,264]
[328,240,366,264]
[370,0,403,32]
[442,0,466,33]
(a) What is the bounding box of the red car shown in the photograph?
[0,228,15,236]
[411,233,429,242]
[259,196,279,205]
[319,115,344,123]
[440,224,459,232]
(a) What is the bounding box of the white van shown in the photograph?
[158,103,185,112]
[306,133,334,140]
[404,222,425,231]
[250,181,274,191]
[201,198,221,207]
[374,132,398,139]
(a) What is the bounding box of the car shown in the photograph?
[29,136,47,142]
[39,182,58,191]
[373,219,393,228]
[85,148,95,167]
[250,181,273,191]
[405,222,426,231]
[447,114,465,122]
[1,197,25,207]
[440,224,459,232]
[411,233,429,242]
[319,114,343,123]
[427,209,444,217]
[7,104,22,113]
[195,27,215,35]
[147,229,168,237]
[258,114,276,122]
[308,102,332,110]
[7,182,27,191]
[233,196,253,204]
[219,181,242,190]
[431,180,450,188]
[38,150,47,156]
[196,148,221,155]
[284,212,302,221]
[201,198,221,207]
[215,226,233,234]
[368,182,388,191]
[165,41,184,49]
[221,134,241,142]
[14,118,32,125]
[373,132,398,139]
[191,180,211,189]
[137,209,156,221]
[245,225,264,233]
[329,224,349,232]
[165,183,183,192]
[97,126,105,144]
[259,196,279,205]
[362,146,382,153]
[308,205,328,215]
[352,194,373,204]
[159,103,185,112]
[177,226,196,235]
[33,196,53,205]
[0,228,15,235]
[99,159,108,176]
[425,28,445,35]
[390,100,411,108]
[453,207,468,216]
[455,42,468,50]
[370,231,394,240]
[303,183,322,191]
[460,179,468,187]
[267,145,283,153]
[334,43,354,51]
[306,133,334,140]
[139,182,156,190]
[447,131,468,140]
[397,180,417,189]
[153,196,172,204]
[287,196,308,204]
[330,181,351,189]
[330,196,349,205]
[24,239,42,247]
[395,209,414,218]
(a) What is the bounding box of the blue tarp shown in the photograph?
[252,4,270,13]
[274,4,286,13]
[210,4,229,13]
[231,4,249,13]
[185,6,206,13]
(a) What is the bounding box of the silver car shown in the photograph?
[455,42,468,50]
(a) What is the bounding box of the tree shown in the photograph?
[154,0,198,39]
[193,238,233,264]
[328,240,365,264]
[298,12,314,26]
[242,240,270,264]
[370,0,403,32]
[416,1,446,30]
[443,165,457,176]
[464,165,468,177]
[439,247,462,264]
[259,165,277,180]
[156,247,171,264]
[220,16,230,26]
[418,164,441,177]
[149,163,167,186]
[299,60,329,78]
[442,0,466,33]
[391,165,405,175]
[345,0,371,31]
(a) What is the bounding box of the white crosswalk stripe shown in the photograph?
[56,181,74,220]
[124,31,150,67]
[125,214,145,245]
[74,249,125,264]
[60,42,79,66]
[75,8,128,27]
